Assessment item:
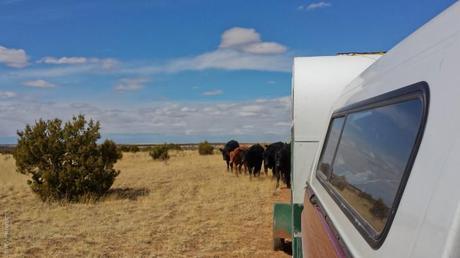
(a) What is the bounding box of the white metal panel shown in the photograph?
[292,56,378,143]
[291,141,318,204]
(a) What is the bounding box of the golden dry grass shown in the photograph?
[0,151,289,257]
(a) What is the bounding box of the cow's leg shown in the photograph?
[285,170,291,189]
[272,167,277,181]
[226,160,229,172]
[275,171,280,189]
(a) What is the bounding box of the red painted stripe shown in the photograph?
[314,206,347,258]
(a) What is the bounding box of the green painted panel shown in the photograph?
[292,204,304,257]
[293,237,303,258]
[273,202,292,239]
[293,203,304,232]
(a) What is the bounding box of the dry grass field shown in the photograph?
[0,151,290,257]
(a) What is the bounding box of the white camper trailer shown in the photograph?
[273,53,380,255]
[300,2,460,257]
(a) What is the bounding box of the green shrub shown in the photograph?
[0,146,15,155]
[129,145,140,152]
[198,141,214,155]
[14,115,122,202]
[165,143,182,151]
[119,145,140,153]
[149,145,170,160]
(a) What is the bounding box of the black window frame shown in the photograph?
[315,81,430,249]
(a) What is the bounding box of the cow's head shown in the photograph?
[219,148,229,161]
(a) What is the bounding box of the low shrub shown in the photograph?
[119,145,140,153]
[165,143,182,151]
[149,145,170,160]
[0,146,15,155]
[14,115,122,202]
[130,145,140,152]
[198,141,214,155]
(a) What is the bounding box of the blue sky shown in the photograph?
[0,0,456,144]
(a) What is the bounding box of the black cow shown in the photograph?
[219,140,239,171]
[263,142,284,176]
[246,144,265,177]
[275,143,291,188]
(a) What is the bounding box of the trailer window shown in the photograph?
[331,99,422,234]
[317,117,344,179]
[316,82,429,248]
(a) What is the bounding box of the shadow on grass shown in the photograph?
[283,240,293,256]
[105,187,150,200]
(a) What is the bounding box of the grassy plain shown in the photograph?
[0,151,289,257]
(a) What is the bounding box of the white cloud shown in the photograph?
[0,45,28,68]
[0,96,291,142]
[0,27,290,81]
[241,42,287,55]
[23,79,56,88]
[163,48,291,73]
[38,56,119,70]
[114,78,149,92]
[267,80,277,84]
[0,91,16,98]
[38,56,87,65]
[219,27,260,49]
[158,27,290,72]
[219,27,287,55]
[298,2,332,11]
[202,89,223,96]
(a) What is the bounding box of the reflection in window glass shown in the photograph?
[317,117,345,178]
[330,99,422,234]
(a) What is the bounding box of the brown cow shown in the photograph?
[229,146,248,176]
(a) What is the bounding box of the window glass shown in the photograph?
[317,117,345,178]
[330,98,423,233]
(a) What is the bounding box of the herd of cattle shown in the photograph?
[219,140,291,188]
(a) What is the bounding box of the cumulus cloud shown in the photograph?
[38,56,119,70]
[114,78,149,92]
[23,79,56,88]
[219,27,260,49]
[0,91,16,98]
[240,42,286,55]
[0,45,28,68]
[202,89,223,96]
[162,48,291,73]
[2,27,290,80]
[124,27,291,74]
[298,1,332,11]
[0,96,291,143]
[219,27,287,55]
